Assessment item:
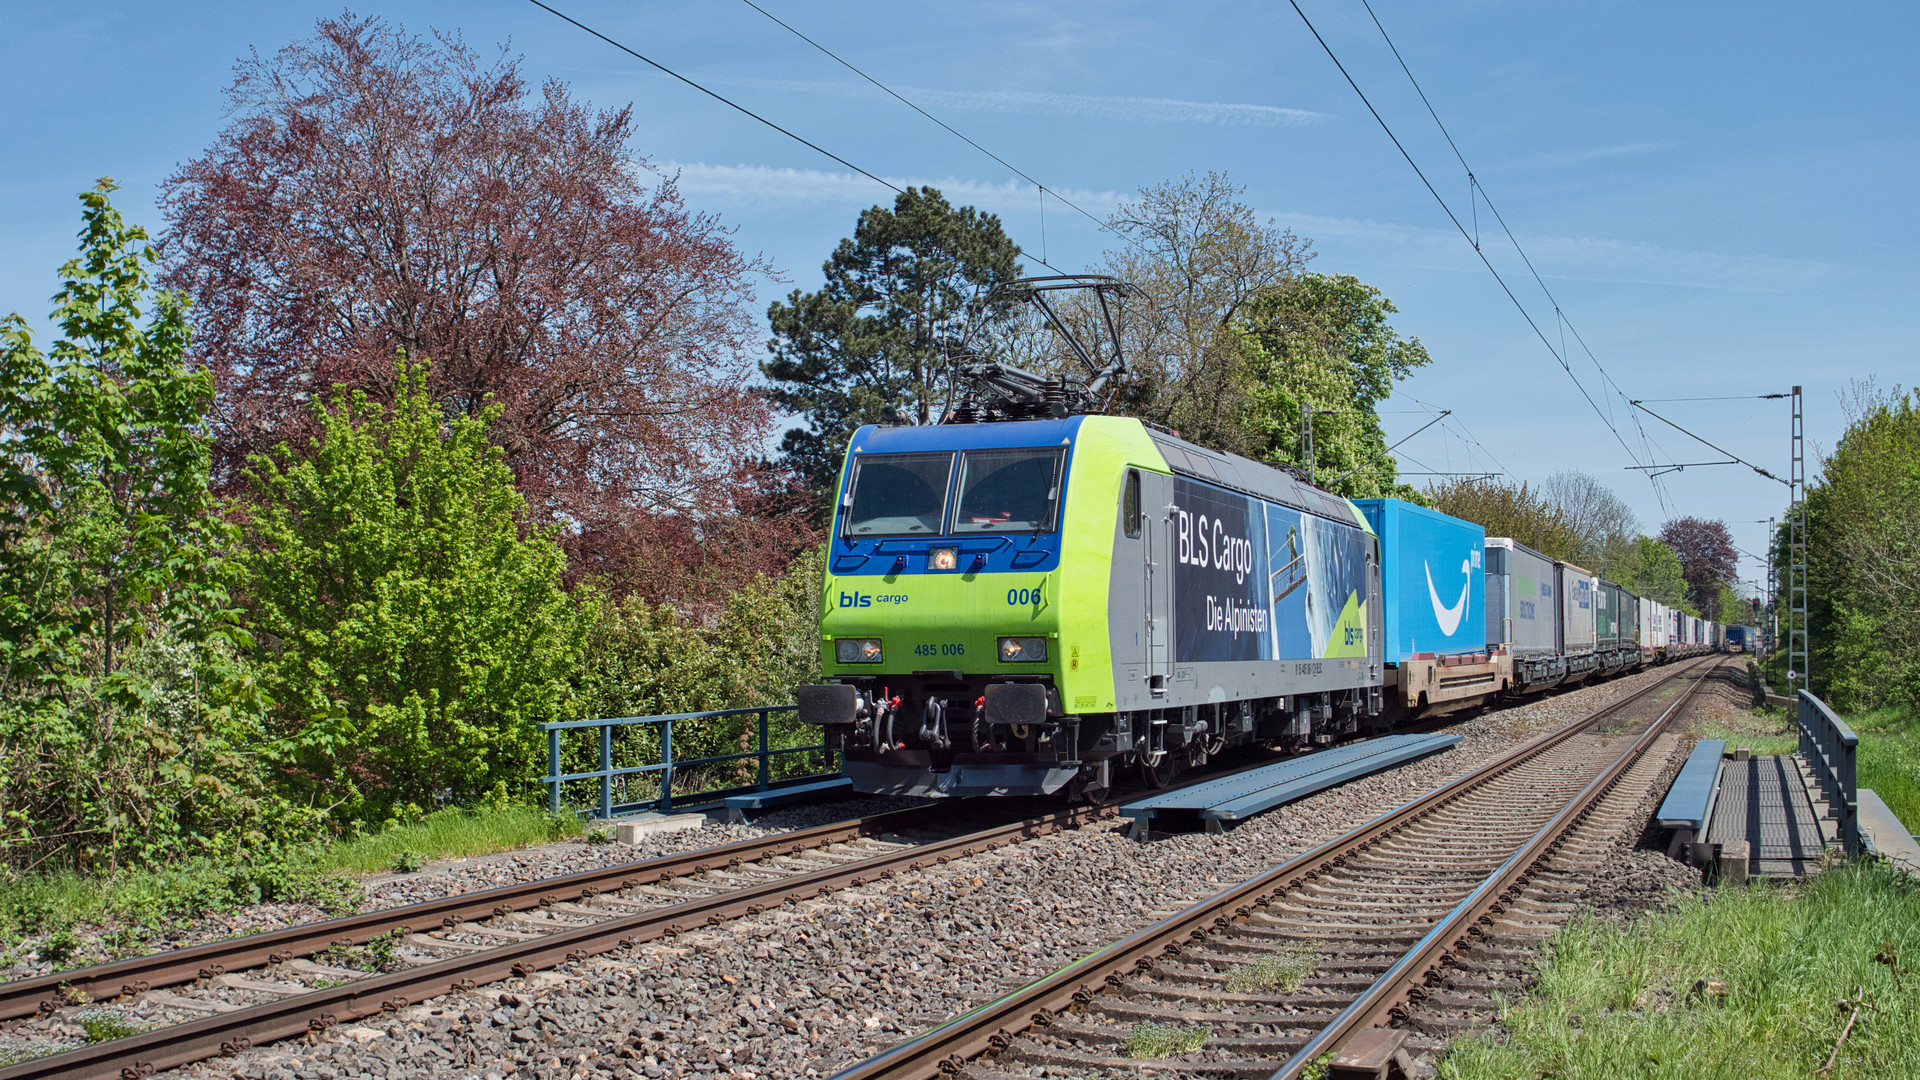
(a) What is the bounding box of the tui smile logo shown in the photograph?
[1425,558,1471,637]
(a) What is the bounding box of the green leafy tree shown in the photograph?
[1800,383,1920,710]
[1427,478,1581,560]
[0,182,287,872]
[1239,274,1431,497]
[239,363,588,816]
[1622,535,1694,612]
[764,188,1022,502]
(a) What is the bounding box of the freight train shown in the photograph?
[794,279,1754,800]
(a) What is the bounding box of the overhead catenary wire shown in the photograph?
[1338,0,1686,513]
[1360,0,1683,515]
[1628,400,1787,485]
[1282,0,1653,487]
[525,0,902,195]
[736,0,1126,258]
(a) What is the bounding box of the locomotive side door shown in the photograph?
[1143,470,1172,696]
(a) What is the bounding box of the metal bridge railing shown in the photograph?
[1796,689,1860,854]
[539,705,839,819]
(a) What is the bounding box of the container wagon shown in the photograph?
[1354,499,1507,716]
[1559,560,1599,682]
[1485,537,1564,692]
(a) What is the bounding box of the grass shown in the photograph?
[1123,1022,1209,1058]
[319,803,582,877]
[1438,861,1920,1080]
[0,803,587,951]
[1223,943,1318,994]
[1846,706,1920,832]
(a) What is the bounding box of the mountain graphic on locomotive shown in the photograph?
[793,277,1745,800]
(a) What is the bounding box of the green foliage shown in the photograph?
[0,182,303,874]
[1438,862,1920,1080]
[1848,706,1920,832]
[1223,942,1318,994]
[1799,385,1920,711]
[1123,1022,1209,1058]
[1427,478,1581,560]
[1239,273,1431,498]
[238,362,589,817]
[1623,536,1695,611]
[764,188,1022,502]
[564,548,828,807]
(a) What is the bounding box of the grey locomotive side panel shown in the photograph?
[1110,464,1376,711]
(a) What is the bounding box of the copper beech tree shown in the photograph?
[159,14,806,602]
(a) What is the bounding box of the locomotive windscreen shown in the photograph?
[842,452,953,536]
[951,448,1064,533]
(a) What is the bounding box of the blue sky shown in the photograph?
[6,1,1916,589]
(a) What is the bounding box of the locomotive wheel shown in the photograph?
[1137,754,1176,789]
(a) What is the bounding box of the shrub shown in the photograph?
[237,362,590,818]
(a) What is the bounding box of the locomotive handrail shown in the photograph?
[538,705,840,819]
[1796,689,1860,853]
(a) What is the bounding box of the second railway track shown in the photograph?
[0,800,1108,1080]
[836,657,1722,1080]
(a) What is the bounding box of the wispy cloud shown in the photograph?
[657,160,1123,218]
[712,75,1328,128]
[1269,210,1835,293]
[1527,139,1677,165]
[903,87,1326,128]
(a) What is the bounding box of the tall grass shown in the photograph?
[1847,706,1920,832]
[1440,862,1920,1080]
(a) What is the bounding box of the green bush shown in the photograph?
[557,547,826,809]
[0,182,311,875]
[1799,386,1920,712]
[238,362,590,818]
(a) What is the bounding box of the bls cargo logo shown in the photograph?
[839,592,908,607]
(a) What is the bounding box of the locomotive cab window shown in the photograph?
[841,452,954,537]
[1123,469,1141,538]
[950,448,1065,533]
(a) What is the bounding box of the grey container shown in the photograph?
[1558,560,1596,655]
[1485,538,1558,658]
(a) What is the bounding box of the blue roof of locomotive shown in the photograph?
[846,417,1088,454]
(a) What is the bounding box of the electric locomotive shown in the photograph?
[795,410,1416,799]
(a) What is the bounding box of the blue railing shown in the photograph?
[1797,689,1860,854]
[539,705,839,819]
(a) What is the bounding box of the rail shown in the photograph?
[1796,688,1860,853]
[833,658,1719,1080]
[540,705,839,818]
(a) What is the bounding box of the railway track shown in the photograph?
[0,799,1108,1080]
[833,657,1721,1080]
[0,731,1417,1080]
[0,663,1694,1079]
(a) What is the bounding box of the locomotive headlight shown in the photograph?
[997,636,1048,663]
[836,638,884,664]
[928,547,958,571]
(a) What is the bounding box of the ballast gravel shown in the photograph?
[158,664,1711,1080]
[0,796,924,985]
